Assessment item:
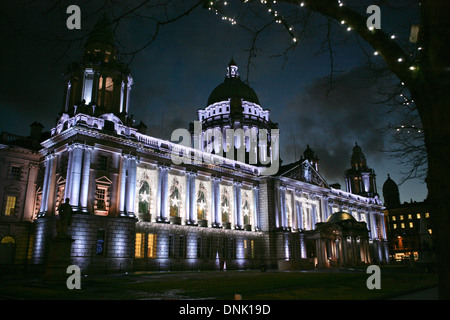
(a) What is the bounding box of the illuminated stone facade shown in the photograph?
[0,19,389,273]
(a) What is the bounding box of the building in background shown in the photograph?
[0,18,389,274]
[382,174,434,264]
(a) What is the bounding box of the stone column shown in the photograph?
[125,156,137,217]
[188,172,196,224]
[79,146,92,212]
[38,154,54,217]
[119,156,128,215]
[159,165,169,222]
[279,186,286,230]
[253,185,260,230]
[64,145,73,202]
[212,177,220,227]
[69,144,84,210]
[233,181,242,229]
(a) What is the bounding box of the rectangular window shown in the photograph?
[9,166,22,180]
[178,235,185,258]
[409,222,414,228]
[393,223,397,229]
[147,234,157,258]
[96,187,106,211]
[4,196,17,216]
[135,233,144,258]
[168,235,174,258]
[392,216,396,221]
[98,155,109,171]
[408,214,412,220]
[417,213,421,219]
[400,215,404,220]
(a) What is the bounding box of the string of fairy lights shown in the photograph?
[205,0,423,134]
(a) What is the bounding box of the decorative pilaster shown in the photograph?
[279,186,287,230]
[119,156,128,215]
[233,181,242,229]
[211,177,221,227]
[38,153,55,217]
[69,144,84,210]
[125,156,137,218]
[253,185,260,230]
[187,172,196,224]
[79,146,92,212]
[158,165,169,222]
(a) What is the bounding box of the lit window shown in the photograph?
[400,215,404,220]
[135,233,144,258]
[147,233,157,258]
[4,196,17,216]
[425,212,430,218]
[417,213,421,219]
[428,229,432,235]
[409,222,414,228]
[392,216,396,221]
[408,214,412,219]
[1,236,15,244]
[96,188,106,210]
[401,223,405,229]
[393,224,397,229]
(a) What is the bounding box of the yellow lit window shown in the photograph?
[425,212,430,218]
[401,223,405,229]
[417,213,421,219]
[392,216,396,221]
[409,222,414,228]
[393,224,397,229]
[147,233,157,258]
[428,229,432,235]
[400,215,404,220]
[408,214,412,219]
[4,196,17,216]
[135,233,144,258]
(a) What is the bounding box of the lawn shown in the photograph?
[0,266,437,300]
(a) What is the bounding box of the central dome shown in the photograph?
[207,59,260,106]
[326,211,356,224]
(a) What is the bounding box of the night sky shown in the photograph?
[0,1,427,204]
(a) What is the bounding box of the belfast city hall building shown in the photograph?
[0,19,389,274]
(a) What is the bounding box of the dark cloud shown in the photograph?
[279,66,389,185]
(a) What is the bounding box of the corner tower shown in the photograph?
[61,16,133,124]
[344,143,378,197]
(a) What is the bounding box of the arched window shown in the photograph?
[242,199,250,225]
[197,183,207,221]
[221,190,231,223]
[169,179,180,217]
[138,181,150,214]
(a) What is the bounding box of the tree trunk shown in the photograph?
[418,0,450,300]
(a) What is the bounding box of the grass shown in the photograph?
[0,266,437,300]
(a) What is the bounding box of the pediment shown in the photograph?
[4,184,23,194]
[281,160,329,188]
[95,175,112,185]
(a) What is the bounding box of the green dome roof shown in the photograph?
[326,211,356,224]
[207,59,260,106]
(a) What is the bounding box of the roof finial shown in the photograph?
[226,58,239,78]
